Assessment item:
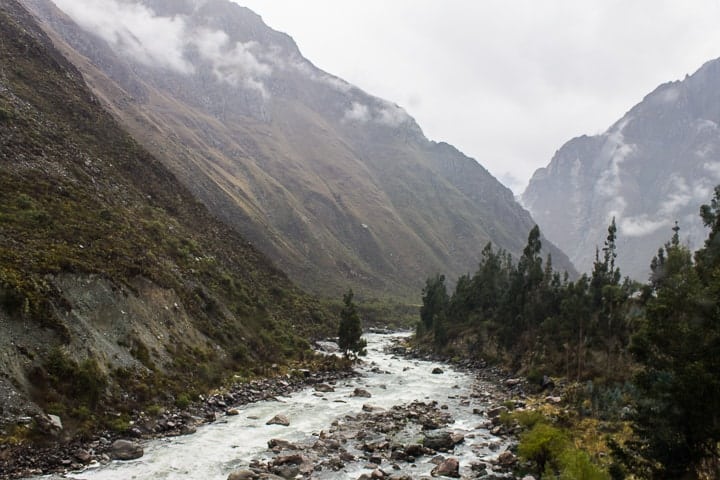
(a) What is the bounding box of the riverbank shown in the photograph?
[0,360,355,479]
[3,334,535,479]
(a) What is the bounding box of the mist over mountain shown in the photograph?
[523,58,720,280]
[23,0,574,298]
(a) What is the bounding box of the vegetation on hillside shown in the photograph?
[417,188,720,478]
[0,0,337,438]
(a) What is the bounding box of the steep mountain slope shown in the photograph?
[0,0,333,428]
[523,58,720,280]
[23,0,574,299]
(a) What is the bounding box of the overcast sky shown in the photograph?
[236,1,720,194]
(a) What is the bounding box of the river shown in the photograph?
[62,333,511,479]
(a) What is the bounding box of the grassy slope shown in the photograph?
[0,0,336,431]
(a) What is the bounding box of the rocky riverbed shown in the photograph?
[0,369,355,479]
[3,334,531,479]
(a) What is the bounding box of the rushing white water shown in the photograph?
[62,333,508,479]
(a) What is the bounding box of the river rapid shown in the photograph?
[61,333,512,479]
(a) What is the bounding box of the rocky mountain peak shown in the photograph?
[523,56,720,280]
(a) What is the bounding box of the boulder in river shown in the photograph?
[227,470,255,480]
[431,457,460,477]
[423,430,457,451]
[268,438,297,450]
[314,383,335,392]
[110,439,144,460]
[431,367,444,374]
[353,388,372,398]
[496,450,517,467]
[266,414,290,426]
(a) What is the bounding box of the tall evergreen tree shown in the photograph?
[626,206,720,476]
[338,289,366,358]
[419,274,449,336]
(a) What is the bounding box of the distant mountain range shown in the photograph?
[23,0,574,298]
[523,58,720,280]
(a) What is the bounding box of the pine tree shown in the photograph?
[626,206,720,476]
[419,274,449,335]
[338,289,366,358]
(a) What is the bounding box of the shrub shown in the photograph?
[518,423,569,473]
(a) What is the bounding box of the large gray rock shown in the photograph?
[423,431,456,451]
[227,471,255,480]
[431,457,460,477]
[266,414,290,426]
[110,439,143,460]
[352,388,372,398]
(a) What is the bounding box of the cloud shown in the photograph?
[344,102,371,122]
[659,175,693,215]
[192,29,271,96]
[620,215,670,238]
[376,102,410,127]
[704,161,720,179]
[595,118,634,198]
[54,0,192,73]
[54,0,272,96]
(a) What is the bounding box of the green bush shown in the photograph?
[175,393,191,409]
[558,449,610,480]
[518,423,569,473]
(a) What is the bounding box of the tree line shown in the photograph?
[418,186,720,478]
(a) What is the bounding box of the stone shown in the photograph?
[353,388,372,398]
[423,431,455,451]
[226,408,240,416]
[268,438,297,450]
[431,367,444,374]
[505,378,521,387]
[431,457,459,477]
[273,453,305,466]
[363,404,383,412]
[486,406,507,418]
[404,443,425,457]
[266,414,290,426]
[110,439,144,460]
[314,383,335,392]
[74,448,92,464]
[545,396,562,404]
[47,414,63,430]
[496,450,516,466]
[227,470,256,480]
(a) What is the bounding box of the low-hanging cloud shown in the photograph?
[54,0,192,73]
[54,0,273,96]
[595,118,634,199]
[192,29,271,96]
[344,101,371,122]
[620,215,670,238]
[343,100,410,127]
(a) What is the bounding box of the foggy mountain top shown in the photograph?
[50,0,415,130]
[50,0,720,195]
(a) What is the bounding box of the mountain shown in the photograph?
[0,0,333,429]
[22,0,575,299]
[523,58,720,280]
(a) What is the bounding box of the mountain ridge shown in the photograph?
[523,56,720,279]
[24,0,575,298]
